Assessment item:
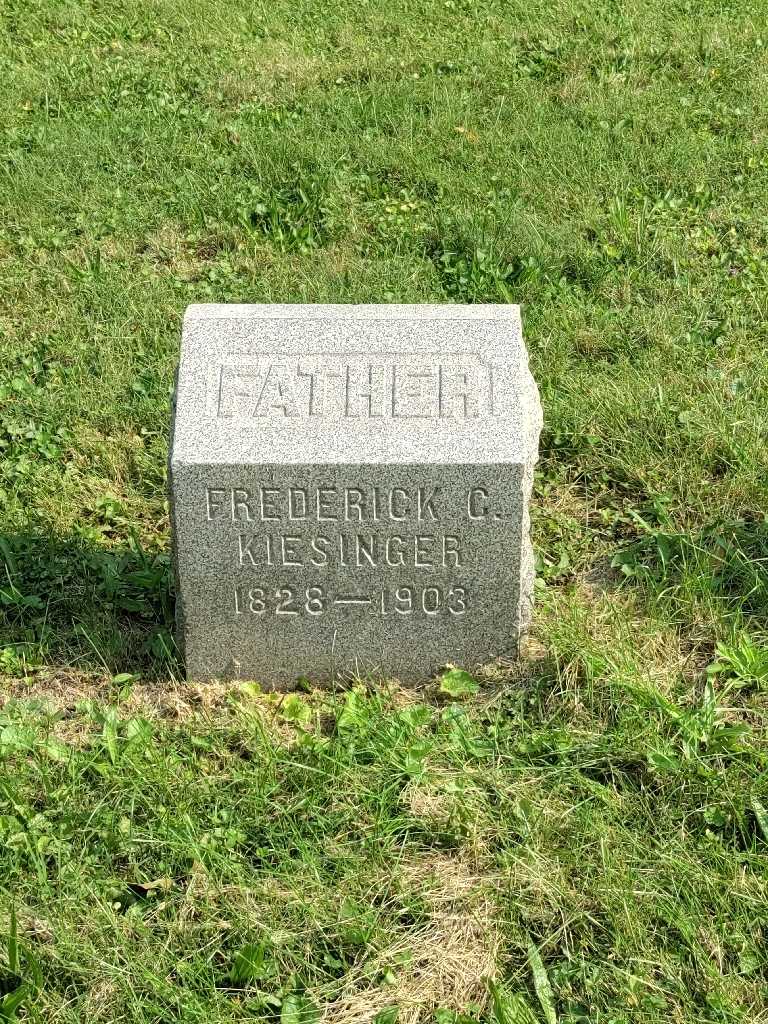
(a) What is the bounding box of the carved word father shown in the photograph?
[215,355,494,419]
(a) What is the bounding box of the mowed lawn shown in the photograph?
[2,0,768,1021]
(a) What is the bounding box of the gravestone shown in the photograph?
[170,304,541,685]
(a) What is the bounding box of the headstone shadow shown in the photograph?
[0,531,176,677]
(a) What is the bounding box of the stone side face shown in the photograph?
[516,458,537,644]
[170,304,541,686]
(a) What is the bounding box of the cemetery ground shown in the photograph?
[1,0,768,1021]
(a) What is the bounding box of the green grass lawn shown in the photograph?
[2,0,768,1020]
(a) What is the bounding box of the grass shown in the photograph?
[1,0,768,1020]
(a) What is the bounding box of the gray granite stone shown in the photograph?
[170,304,541,685]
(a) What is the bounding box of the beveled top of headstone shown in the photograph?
[172,304,540,467]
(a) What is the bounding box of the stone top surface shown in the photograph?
[171,303,540,466]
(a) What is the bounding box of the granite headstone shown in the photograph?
[170,304,541,685]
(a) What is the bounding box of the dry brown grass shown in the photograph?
[0,669,230,717]
[324,853,500,1024]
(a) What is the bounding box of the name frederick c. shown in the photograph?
[204,484,496,570]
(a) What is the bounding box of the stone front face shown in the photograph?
[170,304,541,685]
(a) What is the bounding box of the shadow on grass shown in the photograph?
[610,514,768,624]
[0,532,177,677]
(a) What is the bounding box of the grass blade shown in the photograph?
[488,980,539,1024]
[751,797,768,842]
[7,909,17,976]
[527,939,557,1024]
